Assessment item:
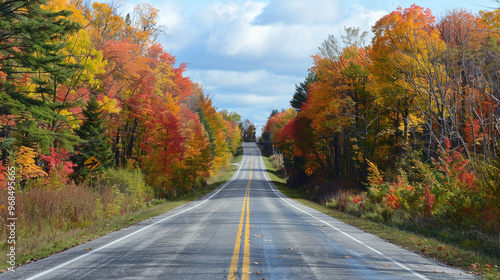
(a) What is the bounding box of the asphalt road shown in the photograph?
[1,143,475,280]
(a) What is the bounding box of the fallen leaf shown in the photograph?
[486,264,492,268]
[437,245,446,251]
[342,256,350,259]
[254,234,263,238]
[256,271,262,275]
[421,249,426,253]
[254,262,259,264]
[195,233,199,235]
[312,237,315,240]
[384,265,390,267]
[84,248,92,251]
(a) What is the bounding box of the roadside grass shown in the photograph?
[0,152,243,272]
[261,155,500,279]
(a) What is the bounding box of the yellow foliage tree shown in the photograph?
[16,147,47,180]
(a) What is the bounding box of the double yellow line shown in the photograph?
[228,156,253,280]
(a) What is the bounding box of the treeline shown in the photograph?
[262,5,500,231]
[0,0,242,196]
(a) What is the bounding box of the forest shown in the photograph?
[0,0,243,194]
[262,5,500,234]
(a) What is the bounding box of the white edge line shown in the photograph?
[25,155,248,280]
[256,149,430,280]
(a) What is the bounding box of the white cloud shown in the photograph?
[340,4,388,34]
[188,69,299,96]
[155,2,185,29]
[259,0,343,24]
[191,69,270,87]
[216,94,281,107]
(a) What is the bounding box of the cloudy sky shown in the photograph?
[125,0,497,131]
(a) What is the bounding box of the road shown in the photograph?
[1,143,475,280]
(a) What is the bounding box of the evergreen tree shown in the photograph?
[72,97,113,177]
[0,0,81,154]
[0,0,80,99]
[268,109,280,120]
[290,73,316,111]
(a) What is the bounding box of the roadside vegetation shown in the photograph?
[261,153,499,279]
[0,146,243,272]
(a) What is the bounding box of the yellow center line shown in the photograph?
[242,168,251,277]
[228,156,253,280]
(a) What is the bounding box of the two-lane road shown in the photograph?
[1,143,474,279]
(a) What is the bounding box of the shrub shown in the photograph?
[97,168,153,211]
[39,147,77,189]
[431,138,483,228]
[324,189,367,216]
[477,146,500,232]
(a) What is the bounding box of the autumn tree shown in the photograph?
[243,120,256,142]
[179,107,211,187]
[298,27,376,187]
[15,146,47,186]
[370,5,477,161]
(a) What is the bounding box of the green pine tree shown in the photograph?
[0,0,81,154]
[290,73,316,111]
[73,96,113,178]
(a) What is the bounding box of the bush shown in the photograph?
[324,189,368,217]
[97,168,153,211]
